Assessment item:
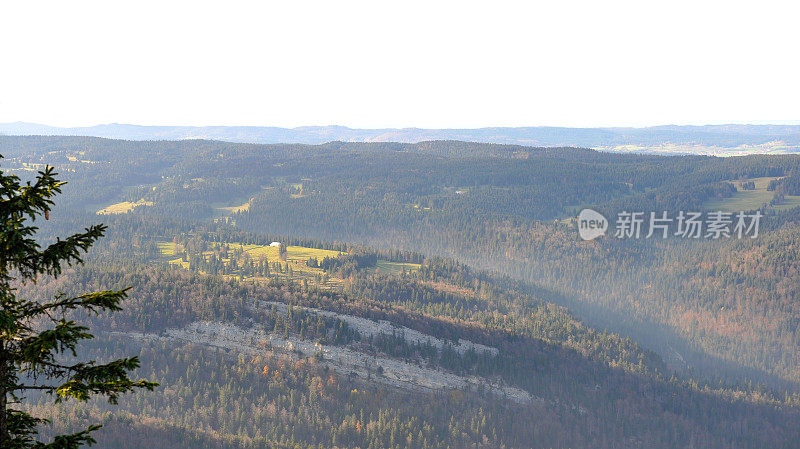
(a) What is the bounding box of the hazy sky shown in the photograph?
[1,0,797,128]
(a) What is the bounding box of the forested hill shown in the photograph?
[5,135,800,447]
[15,219,800,449]
[5,135,800,389]
[3,122,800,153]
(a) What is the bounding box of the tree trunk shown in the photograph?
[0,345,8,446]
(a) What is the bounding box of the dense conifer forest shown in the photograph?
[5,135,800,448]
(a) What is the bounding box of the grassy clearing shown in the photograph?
[703,177,780,212]
[212,187,274,216]
[158,240,418,288]
[157,242,178,256]
[772,195,800,211]
[97,199,153,215]
[212,197,253,217]
[283,246,341,261]
[215,200,251,214]
[160,241,344,288]
[374,260,421,275]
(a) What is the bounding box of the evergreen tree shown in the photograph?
[0,163,156,448]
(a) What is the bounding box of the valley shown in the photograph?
[5,135,800,448]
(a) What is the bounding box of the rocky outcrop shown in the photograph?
[261,300,498,356]
[123,318,538,405]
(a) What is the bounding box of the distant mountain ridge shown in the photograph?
[3,122,800,154]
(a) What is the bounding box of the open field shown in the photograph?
[159,241,345,288]
[97,199,153,215]
[703,177,779,212]
[157,242,178,256]
[215,200,251,214]
[158,240,420,287]
[212,198,253,218]
[683,175,800,213]
[375,260,421,275]
[212,187,273,217]
[772,195,800,211]
[201,243,339,262]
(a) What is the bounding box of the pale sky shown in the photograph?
[1,0,797,129]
